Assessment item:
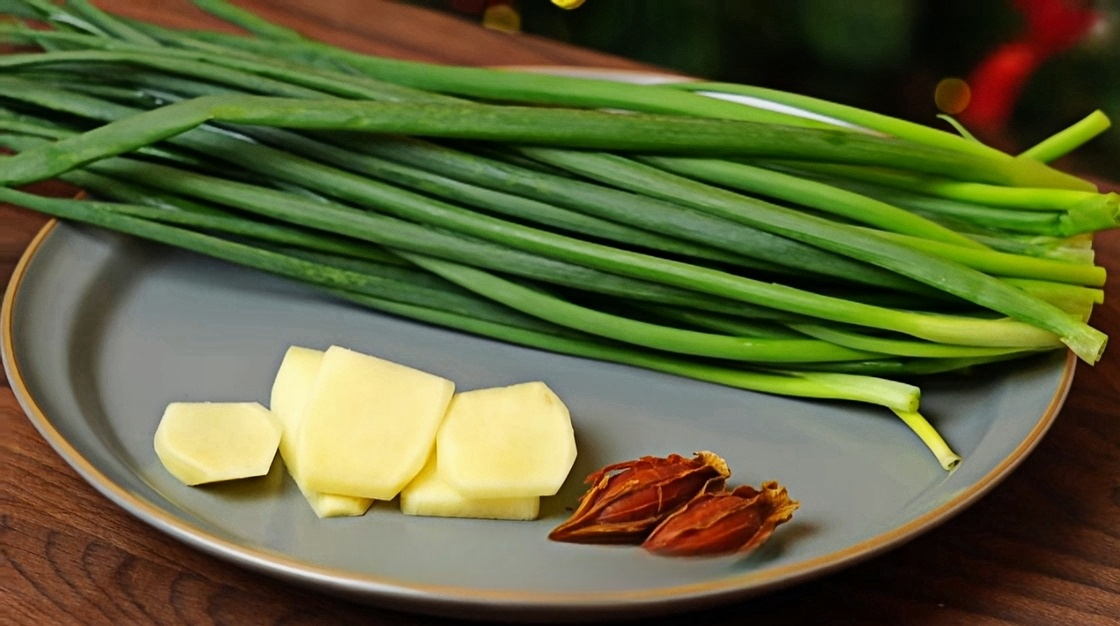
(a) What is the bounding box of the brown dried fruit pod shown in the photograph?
[548,451,730,544]
[641,481,799,557]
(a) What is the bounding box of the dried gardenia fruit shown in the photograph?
[548,451,730,544]
[641,481,799,557]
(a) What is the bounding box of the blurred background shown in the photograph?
[402,0,1119,182]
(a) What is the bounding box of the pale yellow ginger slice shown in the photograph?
[270,346,372,518]
[300,490,374,518]
[400,452,540,521]
[437,381,576,498]
[154,402,281,486]
[296,345,455,499]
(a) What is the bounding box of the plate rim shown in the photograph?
[1,218,1078,618]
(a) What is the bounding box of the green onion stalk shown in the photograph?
[0,0,1115,470]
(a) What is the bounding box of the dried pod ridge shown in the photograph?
[548,451,730,544]
[641,481,800,557]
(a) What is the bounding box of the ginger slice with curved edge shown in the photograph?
[154,402,281,486]
[270,346,372,518]
[401,451,540,520]
[296,345,455,500]
[437,381,576,498]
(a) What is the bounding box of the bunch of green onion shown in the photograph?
[0,0,1115,470]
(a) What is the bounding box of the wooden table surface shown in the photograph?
[2,2,1118,624]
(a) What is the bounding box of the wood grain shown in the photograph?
[2,2,1118,624]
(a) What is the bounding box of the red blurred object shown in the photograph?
[961,0,1102,132]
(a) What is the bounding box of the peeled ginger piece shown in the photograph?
[270,345,324,474]
[401,452,540,520]
[154,402,281,486]
[437,381,576,498]
[297,345,455,500]
[270,346,372,518]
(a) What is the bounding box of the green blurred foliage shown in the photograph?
[517,0,1013,112]
[413,0,1119,180]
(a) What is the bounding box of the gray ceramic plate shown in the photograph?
[2,219,1075,621]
